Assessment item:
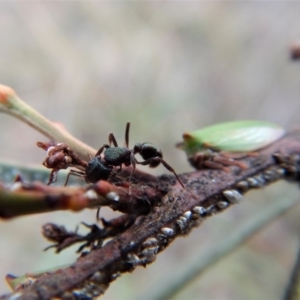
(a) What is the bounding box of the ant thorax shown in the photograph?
[103,147,131,167]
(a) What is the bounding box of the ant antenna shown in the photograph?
[125,122,130,148]
[108,133,118,147]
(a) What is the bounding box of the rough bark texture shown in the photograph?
[1,129,300,300]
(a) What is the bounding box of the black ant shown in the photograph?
[37,122,185,189]
[85,122,185,188]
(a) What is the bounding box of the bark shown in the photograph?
[1,129,300,300]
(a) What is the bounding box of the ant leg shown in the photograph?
[137,157,185,189]
[64,172,72,186]
[47,169,58,185]
[125,122,130,148]
[96,207,101,221]
[64,169,85,186]
[95,144,110,157]
[68,152,88,169]
[108,134,118,147]
[127,151,137,195]
[158,159,185,189]
[129,152,137,181]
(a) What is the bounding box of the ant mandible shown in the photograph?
[38,122,185,189]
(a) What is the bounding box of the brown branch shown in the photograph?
[0,180,116,218]
[0,168,163,218]
[1,129,300,299]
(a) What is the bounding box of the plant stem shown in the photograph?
[0,84,96,159]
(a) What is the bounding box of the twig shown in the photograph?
[0,167,163,218]
[0,129,300,299]
[0,180,117,218]
[0,84,96,159]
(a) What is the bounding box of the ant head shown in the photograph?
[134,142,162,168]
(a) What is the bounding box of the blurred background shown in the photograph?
[1,2,300,299]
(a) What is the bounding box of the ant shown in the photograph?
[37,122,185,189]
[36,142,88,185]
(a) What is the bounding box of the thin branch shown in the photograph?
[0,129,299,299]
[0,180,116,218]
[0,84,96,160]
[0,167,162,218]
